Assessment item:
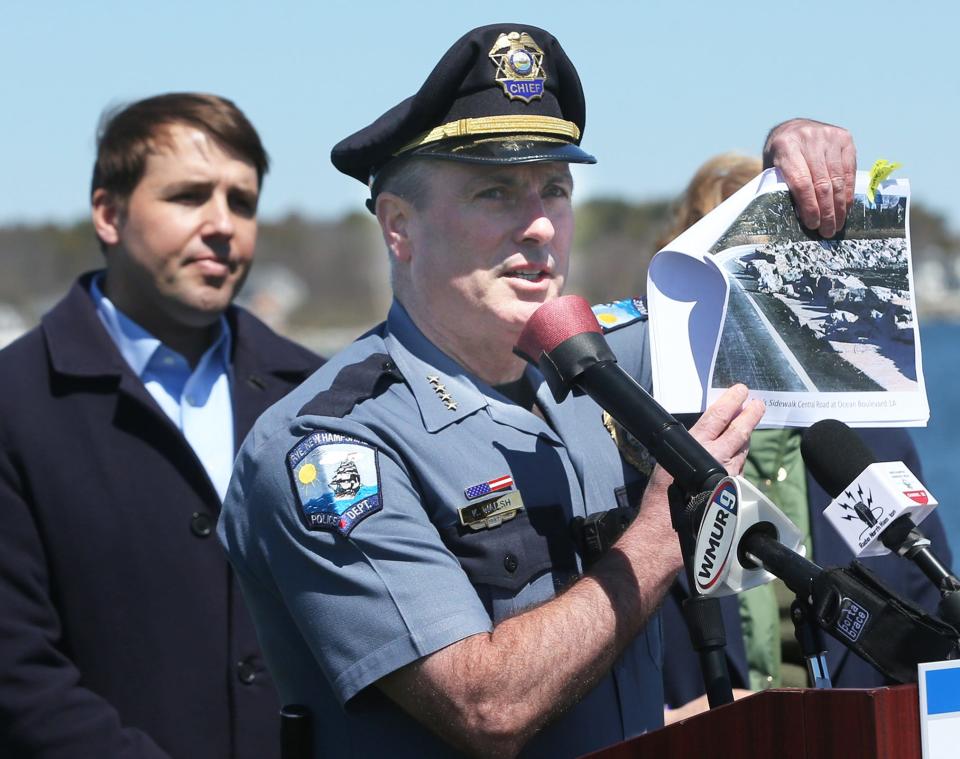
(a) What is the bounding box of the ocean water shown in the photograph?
[909,320,960,571]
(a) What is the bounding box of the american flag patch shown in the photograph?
[464,475,514,500]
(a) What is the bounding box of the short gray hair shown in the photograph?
[372,157,436,209]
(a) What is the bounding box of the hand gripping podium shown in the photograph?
[582,685,921,759]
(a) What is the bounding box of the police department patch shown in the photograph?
[287,431,381,536]
[591,298,648,332]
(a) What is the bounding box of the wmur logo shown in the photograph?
[694,481,739,592]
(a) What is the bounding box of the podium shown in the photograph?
[583,685,921,759]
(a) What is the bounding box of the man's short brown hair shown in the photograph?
[91,92,269,202]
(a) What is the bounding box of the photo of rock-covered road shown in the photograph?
[709,191,917,393]
[712,246,814,392]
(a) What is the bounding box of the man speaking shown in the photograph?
[219,24,855,757]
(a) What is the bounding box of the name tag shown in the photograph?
[458,491,525,531]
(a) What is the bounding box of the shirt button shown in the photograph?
[162,356,175,366]
[503,553,519,573]
[190,512,213,537]
[185,394,198,406]
[776,467,788,482]
[237,658,258,685]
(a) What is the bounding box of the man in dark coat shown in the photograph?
[0,94,322,758]
[661,427,954,711]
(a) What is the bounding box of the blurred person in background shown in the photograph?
[655,152,953,722]
[653,153,764,252]
[0,93,322,757]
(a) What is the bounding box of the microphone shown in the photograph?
[514,298,957,687]
[691,476,959,683]
[691,475,837,687]
[515,294,735,705]
[738,523,960,684]
[802,419,960,629]
[682,427,960,684]
[692,475,805,597]
[514,295,726,497]
[801,420,938,558]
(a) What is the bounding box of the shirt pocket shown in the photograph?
[438,504,578,600]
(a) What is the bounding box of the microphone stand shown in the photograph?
[280,704,311,759]
[669,485,735,708]
[878,515,960,631]
[790,597,832,689]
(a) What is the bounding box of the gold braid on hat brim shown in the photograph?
[396,115,581,156]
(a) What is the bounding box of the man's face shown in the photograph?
[96,123,259,335]
[399,160,574,350]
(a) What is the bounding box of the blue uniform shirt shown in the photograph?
[219,300,660,758]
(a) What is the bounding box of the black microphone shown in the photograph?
[801,419,960,628]
[515,294,735,706]
[735,522,959,683]
[514,295,726,497]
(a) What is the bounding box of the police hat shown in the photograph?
[331,23,596,193]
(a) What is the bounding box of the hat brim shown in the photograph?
[408,135,596,166]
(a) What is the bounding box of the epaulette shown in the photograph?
[297,353,404,418]
[591,297,648,333]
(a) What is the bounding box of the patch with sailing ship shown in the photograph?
[287,431,381,536]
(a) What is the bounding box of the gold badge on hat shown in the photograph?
[488,31,546,103]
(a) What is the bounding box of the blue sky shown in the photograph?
[3,0,958,229]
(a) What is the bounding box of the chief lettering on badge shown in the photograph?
[287,431,381,536]
[488,31,546,103]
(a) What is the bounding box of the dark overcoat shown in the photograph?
[0,274,323,758]
[661,427,954,707]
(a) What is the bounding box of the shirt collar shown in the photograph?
[383,300,557,440]
[90,273,231,379]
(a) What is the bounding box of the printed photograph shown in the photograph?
[710,190,917,392]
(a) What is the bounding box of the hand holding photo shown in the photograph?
[647,168,927,428]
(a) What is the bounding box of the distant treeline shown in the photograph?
[714,192,911,251]
[1,197,956,337]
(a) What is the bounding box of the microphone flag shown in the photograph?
[693,475,805,597]
[823,462,938,558]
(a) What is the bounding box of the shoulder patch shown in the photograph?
[591,297,648,333]
[298,353,403,418]
[287,431,381,535]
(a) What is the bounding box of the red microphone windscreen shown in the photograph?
[515,295,601,360]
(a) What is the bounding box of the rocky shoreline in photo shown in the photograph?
[739,238,913,346]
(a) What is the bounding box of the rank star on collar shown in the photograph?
[427,375,458,411]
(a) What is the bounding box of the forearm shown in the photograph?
[380,386,761,755]
[380,478,681,756]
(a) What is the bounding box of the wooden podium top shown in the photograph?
[582,685,920,759]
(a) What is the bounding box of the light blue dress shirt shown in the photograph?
[91,276,235,500]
